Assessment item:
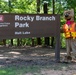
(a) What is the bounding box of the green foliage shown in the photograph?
[0,66,40,75]
[0,0,76,47]
[12,0,37,13]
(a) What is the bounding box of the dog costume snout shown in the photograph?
[65,14,69,17]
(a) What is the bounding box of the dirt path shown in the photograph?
[0,46,66,62]
[0,46,76,75]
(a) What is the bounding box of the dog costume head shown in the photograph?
[63,9,74,24]
[60,9,75,32]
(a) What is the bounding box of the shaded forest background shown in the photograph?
[0,0,76,48]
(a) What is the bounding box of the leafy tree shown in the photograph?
[0,0,76,47]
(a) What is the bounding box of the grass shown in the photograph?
[0,65,41,75]
[0,63,70,75]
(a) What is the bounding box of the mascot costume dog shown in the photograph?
[62,9,76,62]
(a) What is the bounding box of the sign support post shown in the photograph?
[55,36,60,62]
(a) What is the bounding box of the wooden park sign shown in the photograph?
[0,14,60,62]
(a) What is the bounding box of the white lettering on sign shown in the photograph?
[15,31,30,35]
[15,22,29,28]
[22,31,30,34]
[15,15,34,22]
[36,15,55,21]
[15,32,21,34]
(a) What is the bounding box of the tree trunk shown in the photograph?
[51,0,55,47]
[43,2,50,46]
[3,39,6,46]
[37,0,41,45]
[9,0,13,46]
[17,39,20,46]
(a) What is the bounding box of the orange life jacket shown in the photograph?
[63,22,76,39]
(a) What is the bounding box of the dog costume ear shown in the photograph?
[63,9,69,18]
[71,9,74,12]
[70,9,74,16]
